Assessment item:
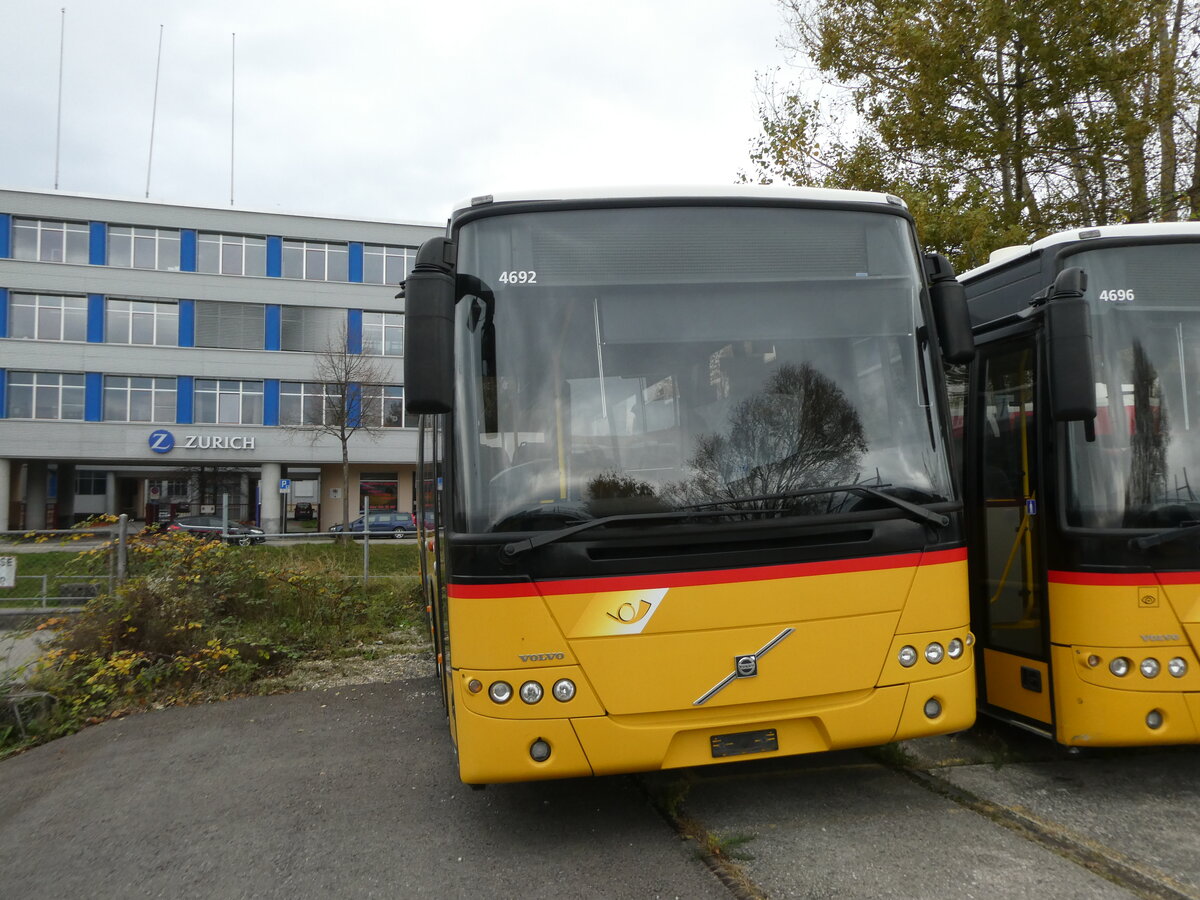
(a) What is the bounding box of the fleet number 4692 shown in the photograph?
[498,270,537,284]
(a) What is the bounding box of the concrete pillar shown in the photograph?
[260,462,282,535]
[25,461,49,530]
[105,471,118,517]
[57,463,77,527]
[239,473,250,520]
[0,458,10,532]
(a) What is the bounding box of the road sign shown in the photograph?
[0,556,16,588]
[279,479,291,493]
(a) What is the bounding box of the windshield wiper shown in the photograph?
[1129,522,1200,551]
[501,483,949,559]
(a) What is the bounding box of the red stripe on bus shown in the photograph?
[448,547,966,599]
[1049,569,1200,587]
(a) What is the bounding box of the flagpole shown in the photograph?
[230,32,236,206]
[145,24,164,199]
[54,7,66,190]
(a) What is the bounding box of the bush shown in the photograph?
[5,532,424,754]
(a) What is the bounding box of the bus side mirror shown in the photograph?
[1044,267,1097,422]
[924,253,975,363]
[401,237,457,414]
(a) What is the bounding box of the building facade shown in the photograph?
[0,188,442,533]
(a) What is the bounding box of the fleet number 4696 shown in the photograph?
[1099,289,1135,302]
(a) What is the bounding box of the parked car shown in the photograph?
[329,511,416,538]
[293,501,314,520]
[166,515,266,545]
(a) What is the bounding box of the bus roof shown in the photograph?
[962,222,1200,281]
[454,184,908,214]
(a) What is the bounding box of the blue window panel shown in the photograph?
[265,304,281,351]
[0,288,8,338]
[89,222,106,265]
[266,236,282,277]
[178,300,195,347]
[347,309,363,354]
[0,213,11,258]
[347,383,362,428]
[0,369,6,417]
[349,242,364,283]
[176,375,194,424]
[180,229,198,272]
[85,372,103,422]
[263,379,280,426]
[87,294,105,342]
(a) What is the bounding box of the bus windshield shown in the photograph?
[1065,242,1200,529]
[452,205,953,533]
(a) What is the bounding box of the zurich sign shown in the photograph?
[148,429,175,454]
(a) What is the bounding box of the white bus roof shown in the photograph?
[454,184,908,214]
[962,222,1200,281]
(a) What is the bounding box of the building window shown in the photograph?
[197,232,267,276]
[194,301,265,350]
[279,381,340,425]
[362,384,413,428]
[281,306,342,352]
[281,240,349,282]
[103,375,176,423]
[11,218,90,264]
[107,226,181,271]
[76,471,107,495]
[194,379,263,425]
[6,372,86,420]
[363,245,417,285]
[8,293,88,341]
[105,298,179,346]
[361,312,404,356]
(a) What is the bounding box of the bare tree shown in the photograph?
[285,324,395,539]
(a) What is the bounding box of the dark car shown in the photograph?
[294,501,314,520]
[329,511,416,538]
[166,515,266,545]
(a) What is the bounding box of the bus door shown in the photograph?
[974,339,1052,728]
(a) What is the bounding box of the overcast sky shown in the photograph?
[0,1,791,224]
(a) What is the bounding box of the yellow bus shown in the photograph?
[958,223,1200,746]
[402,187,976,783]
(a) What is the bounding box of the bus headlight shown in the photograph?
[925,642,945,664]
[898,646,918,667]
[519,681,544,704]
[1139,658,1160,678]
[947,638,964,660]
[1168,657,1188,678]
[552,679,576,702]
[488,681,513,703]
[1109,657,1131,677]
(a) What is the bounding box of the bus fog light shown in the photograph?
[898,646,918,668]
[530,739,551,762]
[1168,657,1188,678]
[552,679,576,702]
[488,681,513,703]
[1139,658,1160,678]
[468,679,483,694]
[925,642,945,664]
[965,633,974,646]
[1109,657,1131,677]
[947,638,964,659]
[1147,710,1164,730]
[923,697,942,719]
[519,681,544,704]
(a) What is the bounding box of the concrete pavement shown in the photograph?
[2,677,1198,898]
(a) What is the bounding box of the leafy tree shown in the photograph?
[748,0,1200,270]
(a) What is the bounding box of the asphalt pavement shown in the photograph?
[2,677,1198,899]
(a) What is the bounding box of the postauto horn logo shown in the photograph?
[149,429,175,454]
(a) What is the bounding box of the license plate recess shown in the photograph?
[710,728,779,758]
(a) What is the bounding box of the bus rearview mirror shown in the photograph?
[402,237,457,414]
[1045,267,1097,423]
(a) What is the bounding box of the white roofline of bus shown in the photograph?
[961,221,1200,281]
[453,184,908,214]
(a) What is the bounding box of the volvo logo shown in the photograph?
[693,627,795,706]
